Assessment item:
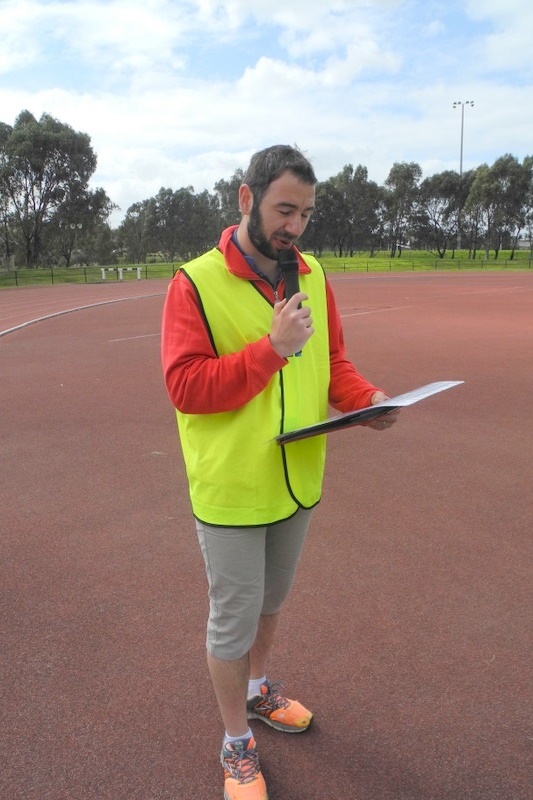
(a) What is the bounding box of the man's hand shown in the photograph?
[367,390,400,431]
[269,293,314,358]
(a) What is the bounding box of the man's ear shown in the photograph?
[239,184,253,215]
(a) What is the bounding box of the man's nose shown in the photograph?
[285,214,305,239]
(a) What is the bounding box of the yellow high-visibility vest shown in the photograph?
[176,248,330,526]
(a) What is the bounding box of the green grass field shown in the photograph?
[1,250,532,288]
[319,249,533,273]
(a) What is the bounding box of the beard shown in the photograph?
[247,203,287,262]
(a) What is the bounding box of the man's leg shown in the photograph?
[196,522,269,798]
[249,612,279,680]
[196,521,266,735]
[245,511,314,733]
[206,651,250,737]
[197,510,313,733]
[206,610,279,736]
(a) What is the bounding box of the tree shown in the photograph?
[51,187,116,266]
[383,162,422,256]
[213,170,244,231]
[327,164,382,256]
[0,111,98,266]
[416,171,461,257]
[313,178,347,256]
[148,186,196,260]
[118,200,152,263]
[301,168,385,257]
[188,190,220,257]
[489,154,531,258]
[300,181,330,257]
[521,156,533,255]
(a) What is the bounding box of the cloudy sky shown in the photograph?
[1,0,531,225]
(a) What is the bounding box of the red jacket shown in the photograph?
[161,226,381,415]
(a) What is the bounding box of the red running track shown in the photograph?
[1,273,532,799]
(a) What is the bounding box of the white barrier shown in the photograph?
[101,267,142,281]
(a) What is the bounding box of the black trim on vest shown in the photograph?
[278,370,317,510]
[181,268,219,357]
[249,279,276,306]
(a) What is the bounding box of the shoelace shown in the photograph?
[223,744,259,785]
[256,681,290,712]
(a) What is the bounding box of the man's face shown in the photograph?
[246,170,315,261]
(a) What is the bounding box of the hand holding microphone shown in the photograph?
[269,249,314,358]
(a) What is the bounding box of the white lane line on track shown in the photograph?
[340,305,413,317]
[108,333,160,343]
[0,293,165,338]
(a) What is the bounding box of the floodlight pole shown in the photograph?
[453,100,474,250]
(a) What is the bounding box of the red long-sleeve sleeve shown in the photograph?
[326,280,383,412]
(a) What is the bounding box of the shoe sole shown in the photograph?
[224,792,268,800]
[247,710,313,733]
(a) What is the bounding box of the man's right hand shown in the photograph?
[269,293,314,358]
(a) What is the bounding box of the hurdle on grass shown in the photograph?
[101,267,143,281]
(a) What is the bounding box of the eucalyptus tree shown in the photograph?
[415,170,461,257]
[0,110,98,266]
[463,155,530,258]
[148,186,197,260]
[364,180,388,255]
[299,180,330,257]
[54,186,116,266]
[118,200,152,263]
[188,189,220,257]
[329,164,384,255]
[213,169,244,230]
[383,162,422,256]
[522,156,533,253]
[460,166,485,257]
[330,165,359,255]
[0,182,14,265]
[316,177,349,256]
[490,154,532,258]
[464,163,500,258]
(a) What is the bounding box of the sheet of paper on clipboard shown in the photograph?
[275,381,464,445]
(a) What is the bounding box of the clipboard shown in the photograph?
[275,381,464,445]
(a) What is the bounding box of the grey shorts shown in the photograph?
[195,508,312,660]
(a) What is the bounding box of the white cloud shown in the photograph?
[465,0,533,73]
[0,1,44,73]
[0,0,194,80]
[0,0,532,225]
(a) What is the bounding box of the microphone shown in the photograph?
[278,248,301,307]
[278,248,302,356]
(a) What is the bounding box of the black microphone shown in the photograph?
[278,248,302,356]
[278,248,301,307]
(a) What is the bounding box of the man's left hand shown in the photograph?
[367,391,400,431]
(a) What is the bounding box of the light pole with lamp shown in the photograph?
[453,100,474,250]
[70,222,83,261]
[59,220,83,266]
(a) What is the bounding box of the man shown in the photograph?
[161,145,395,800]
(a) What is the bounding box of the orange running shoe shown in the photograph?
[220,736,268,800]
[247,680,313,733]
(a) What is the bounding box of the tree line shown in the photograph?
[1,110,532,269]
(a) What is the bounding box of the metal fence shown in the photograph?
[0,264,179,288]
[1,257,532,288]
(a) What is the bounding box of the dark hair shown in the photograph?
[243,145,317,205]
